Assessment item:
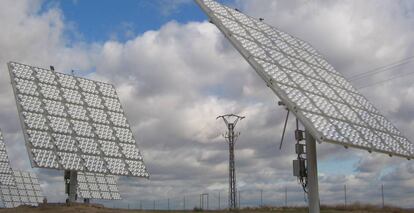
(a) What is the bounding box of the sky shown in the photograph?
[0,0,414,210]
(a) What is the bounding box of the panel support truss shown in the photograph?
[65,170,78,203]
[306,130,320,213]
[217,114,244,210]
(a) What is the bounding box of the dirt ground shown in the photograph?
[0,204,413,213]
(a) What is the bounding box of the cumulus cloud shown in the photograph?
[157,0,193,16]
[0,0,413,209]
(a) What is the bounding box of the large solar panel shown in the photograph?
[77,172,121,200]
[195,0,414,158]
[0,170,43,208]
[7,62,149,177]
[0,130,16,186]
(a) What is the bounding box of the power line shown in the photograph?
[346,55,414,89]
[347,55,414,81]
[357,70,414,89]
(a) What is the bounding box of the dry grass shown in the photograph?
[0,203,412,213]
[321,203,414,213]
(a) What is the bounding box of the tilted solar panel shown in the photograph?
[195,0,414,159]
[7,62,150,177]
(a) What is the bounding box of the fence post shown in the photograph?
[260,189,263,207]
[285,186,288,207]
[238,191,241,208]
[218,192,221,210]
[381,184,385,208]
[344,184,347,208]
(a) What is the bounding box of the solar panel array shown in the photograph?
[195,0,414,158]
[0,130,15,186]
[7,62,149,177]
[77,172,121,200]
[0,170,43,208]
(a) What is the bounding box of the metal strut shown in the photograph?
[279,110,290,150]
[217,114,245,210]
[278,101,289,150]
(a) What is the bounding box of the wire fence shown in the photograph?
[102,183,402,210]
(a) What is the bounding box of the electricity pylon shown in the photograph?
[217,114,245,210]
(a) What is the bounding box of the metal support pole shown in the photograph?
[65,170,78,203]
[168,198,170,210]
[69,171,78,202]
[306,130,320,213]
[153,200,155,210]
[183,196,186,210]
[140,200,142,210]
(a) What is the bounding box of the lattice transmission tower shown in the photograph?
[217,114,245,210]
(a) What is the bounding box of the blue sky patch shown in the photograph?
[41,0,237,43]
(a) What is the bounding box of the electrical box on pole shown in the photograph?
[293,159,306,178]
